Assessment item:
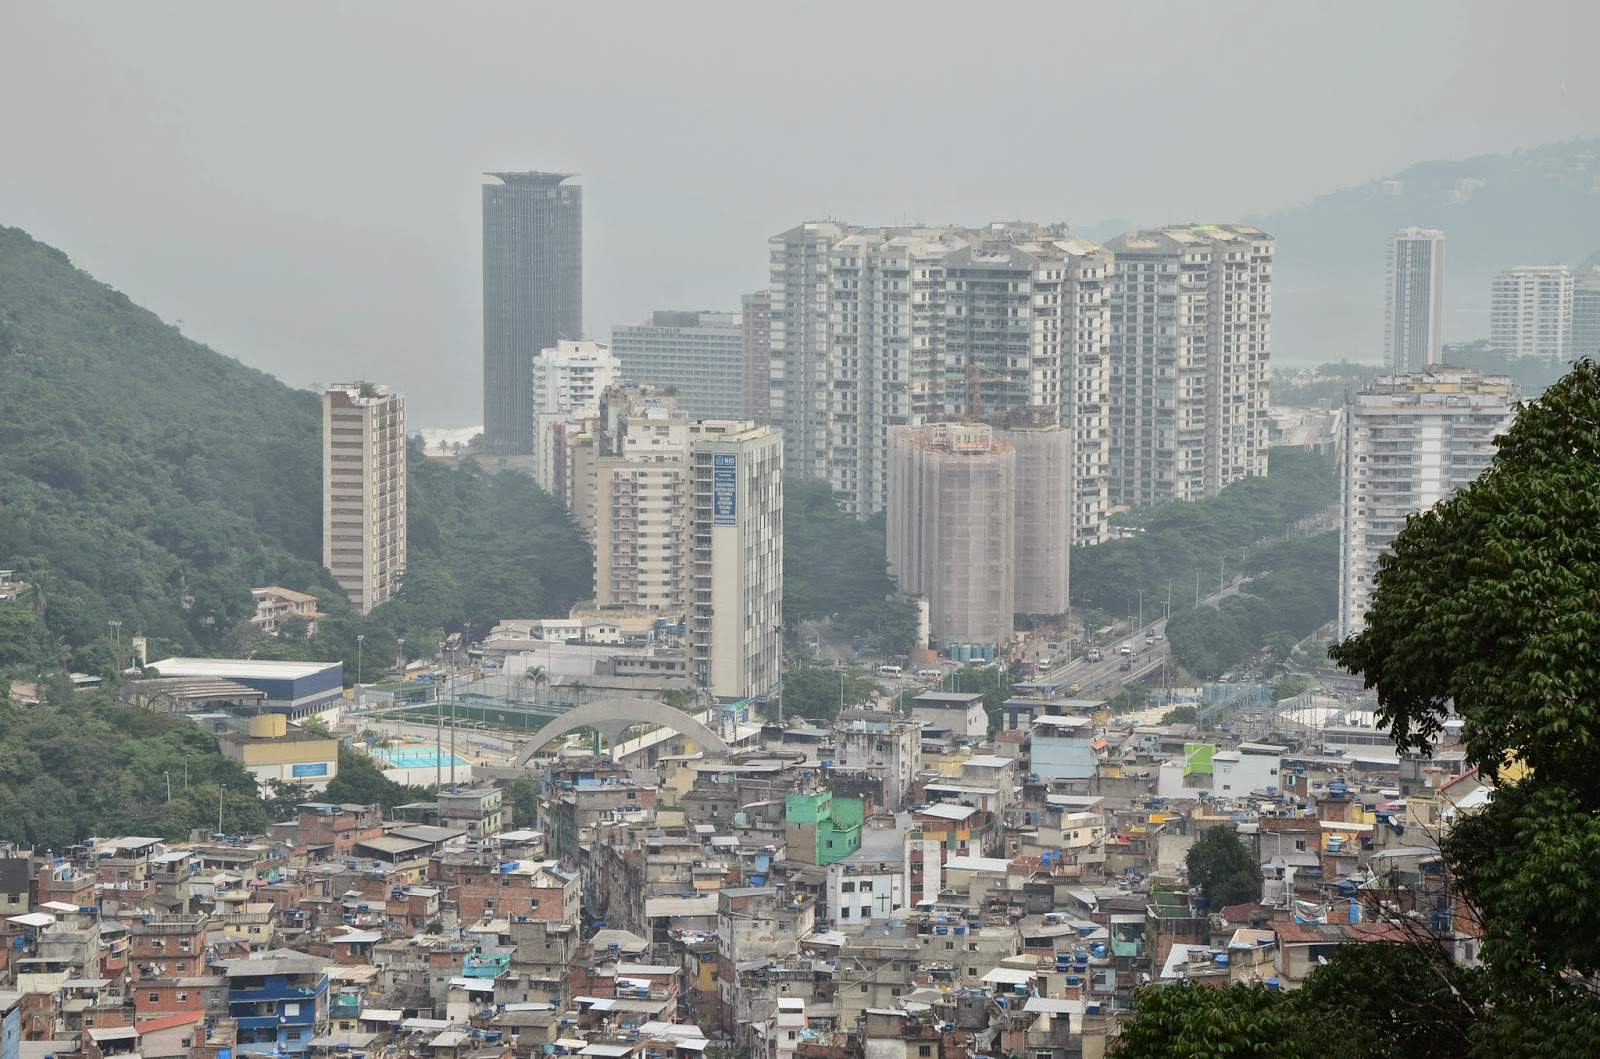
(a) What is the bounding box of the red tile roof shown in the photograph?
[133,1012,204,1034]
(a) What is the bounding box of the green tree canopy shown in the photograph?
[780,665,881,723]
[1327,358,1600,1046]
[1185,826,1260,909]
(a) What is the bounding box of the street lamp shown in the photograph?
[356,634,365,687]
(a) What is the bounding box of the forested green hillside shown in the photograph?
[0,226,591,679]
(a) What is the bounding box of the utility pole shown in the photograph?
[436,639,444,791]
[165,772,171,804]
[1219,557,1225,594]
[356,634,365,688]
[1136,589,1145,632]
[1195,569,1201,603]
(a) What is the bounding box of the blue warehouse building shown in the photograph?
[149,658,344,717]
[222,954,329,1056]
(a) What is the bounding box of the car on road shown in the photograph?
[1086,648,1102,662]
[1069,682,1082,694]
[1119,660,1132,672]
[1037,657,1054,669]
[1118,645,1134,656]
[1145,635,1155,645]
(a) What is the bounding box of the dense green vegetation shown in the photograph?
[1164,531,1339,679]
[1113,944,1485,1058]
[1185,827,1260,908]
[1073,448,1337,623]
[1125,362,1600,1055]
[779,664,882,723]
[0,226,592,682]
[783,479,919,655]
[0,684,272,846]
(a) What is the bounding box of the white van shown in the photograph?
[915,668,944,679]
[876,664,903,676]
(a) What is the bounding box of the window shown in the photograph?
[859,983,869,994]
[919,1048,932,1058]
[285,1003,300,1017]
[149,993,160,1003]
[177,992,189,1002]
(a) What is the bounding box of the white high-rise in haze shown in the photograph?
[531,339,620,492]
[1337,368,1518,640]
[1106,224,1273,506]
[1385,228,1447,371]
[1490,265,1573,360]
[322,383,407,614]
[768,220,1112,545]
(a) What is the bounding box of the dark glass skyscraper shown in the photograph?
[482,171,582,453]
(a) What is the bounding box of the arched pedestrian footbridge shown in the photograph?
[511,696,729,766]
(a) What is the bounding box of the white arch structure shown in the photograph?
[512,696,729,765]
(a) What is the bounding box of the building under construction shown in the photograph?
[1006,415,1072,617]
[888,423,1017,651]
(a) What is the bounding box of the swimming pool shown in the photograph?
[372,747,468,768]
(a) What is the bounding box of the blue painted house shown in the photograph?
[222,955,328,1056]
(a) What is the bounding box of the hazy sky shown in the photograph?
[5,2,1598,427]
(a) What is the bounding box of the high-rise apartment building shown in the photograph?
[1491,265,1574,360]
[1385,228,1446,371]
[593,388,692,611]
[1337,368,1518,639]
[322,383,407,614]
[482,171,583,454]
[1106,225,1273,506]
[1574,269,1600,359]
[689,422,783,701]
[769,222,848,480]
[828,228,963,518]
[585,386,783,701]
[612,311,747,420]
[769,221,1111,540]
[532,339,619,491]
[887,423,1017,650]
[943,231,1112,544]
[741,290,772,422]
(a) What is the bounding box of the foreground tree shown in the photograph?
[1329,358,1600,1047]
[1117,362,1600,1054]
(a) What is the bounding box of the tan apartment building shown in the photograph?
[322,383,406,613]
[688,421,783,701]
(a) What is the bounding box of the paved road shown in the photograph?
[1036,575,1254,698]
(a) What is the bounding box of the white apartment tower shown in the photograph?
[1574,269,1600,360]
[1106,225,1274,506]
[769,222,848,481]
[322,383,407,614]
[532,339,620,492]
[1386,228,1447,371]
[1490,265,1573,360]
[827,228,960,518]
[770,220,1111,542]
[943,231,1112,544]
[689,422,784,701]
[1338,368,1518,639]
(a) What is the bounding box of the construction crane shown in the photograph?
[964,362,1012,423]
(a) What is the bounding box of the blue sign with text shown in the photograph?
[713,452,737,526]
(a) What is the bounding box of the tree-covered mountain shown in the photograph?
[1256,137,1600,362]
[0,225,592,678]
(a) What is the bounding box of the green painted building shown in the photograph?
[784,790,864,865]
